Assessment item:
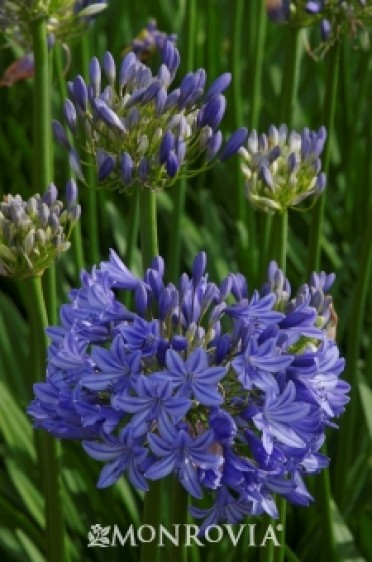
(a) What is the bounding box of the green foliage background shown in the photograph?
[0,1,371,561]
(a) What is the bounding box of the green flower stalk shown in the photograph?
[0,181,80,278]
[239,125,327,214]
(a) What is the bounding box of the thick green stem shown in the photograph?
[250,1,266,130]
[168,0,196,281]
[271,212,288,274]
[32,16,52,192]
[139,189,158,270]
[32,17,57,324]
[28,276,67,562]
[80,33,100,267]
[307,44,340,274]
[262,30,301,277]
[124,191,139,308]
[280,31,301,128]
[54,45,85,277]
[169,478,189,562]
[139,481,163,562]
[125,191,140,271]
[232,0,250,275]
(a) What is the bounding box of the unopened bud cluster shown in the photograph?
[53,40,247,192]
[239,125,327,214]
[127,19,177,61]
[0,181,80,278]
[0,1,107,50]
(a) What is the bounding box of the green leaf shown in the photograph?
[357,374,372,441]
[331,500,366,562]
[0,381,35,461]
[15,529,45,562]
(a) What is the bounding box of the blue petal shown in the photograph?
[145,452,177,480]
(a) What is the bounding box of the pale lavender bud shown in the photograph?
[39,203,50,227]
[63,99,77,134]
[187,88,204,106]
[315,172,326,194]
[98,154,115,182]
[70,205,81,222]
[192,252,207,286]
[69,149,84,181]
[166,151,179,178]
[159,131,175,164]
[52,120,70,150]
[220,128,248,161]
[198,94,226,130]
[157,64,171,87]
[135,283,148,317]
[125,107,140,130]
[23,231,34,255]
[43,183,58,206]
[278,124,288,143]
[136,67,152,89]
[141,80,162,105]
[178,72,197,108]
[94,99,125,132]
[162,40,180,77]
[204,72,231,102]
[194,68,206,91]
[26,197,38,217]
[287,152,298,173]
[99,85,114,107]
[120,152,134,185]
[164,89,180,111]
[49,213,60,231]
[268,146,281,163]
[66,179,78,209]
[119,52,137,89]
[259,165,274,189]
[175,138,186,164]
[268,125,279,145]
[156,87,167,115]
[138,157,150,181]
[258,133,268,152]
[103,51,116,84]
[73,75,88,111]
[89,57,101,96]
[219,275,232,301]
[159,288,173,319]
[67,81,74,98]
[125,88,146,109]
[206,130,222,161]
[306,2,322,14]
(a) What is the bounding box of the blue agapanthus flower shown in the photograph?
[28,252,349,529]
[53,39,247,191]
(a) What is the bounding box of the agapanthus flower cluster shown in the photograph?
[0,1,107,50]
[28,251,349,530]
[239,125,327,213]
[266,1,371,51]
[0,180,80,278]
[125,19,177,62]
[53,40,248,192]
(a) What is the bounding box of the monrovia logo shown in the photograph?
[87,523,283,548]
